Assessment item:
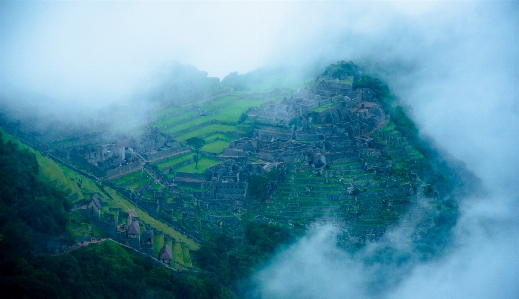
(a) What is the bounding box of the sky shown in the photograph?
[1,1,519,298]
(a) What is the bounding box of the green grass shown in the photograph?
[153,234,165,258]
[124,177,151,190]
[203,133,232,142]
[182,247,192,267]
[164,117,211,134]
[102,187,199,249]
[173,243,185,266]
[111,171,144,184]
[175,124,242,141]
[211,98,272,122]
[165,95,271,134]
[0,127,107,204]
[177,185,205,193]
[49,137,80,146]
[153,153,193,171]
[312,102,334,112]
[341,76,354,85]
[203,94,238,111]
[175,157,220,174]
[0,128,202,251]
[151,110,197,127]
[202,140,230,154]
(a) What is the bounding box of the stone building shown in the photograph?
[87,194,102,218]
[158,244,173,265]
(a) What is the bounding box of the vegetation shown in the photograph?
[0,131,72,259]
[322,61,358,79]
[186,137,206,169]
[176,157,220,174]
[194,222,296,296]
[0,240,229,299]
[0,60,472,298]
[202,140,230,154]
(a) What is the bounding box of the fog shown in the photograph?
[0,1,291,108]
[252,1,519,299]
[2,1,519,298]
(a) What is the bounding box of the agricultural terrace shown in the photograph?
[151,110,197,128]
[203,133,233,143]
[101,186,199,250]
[152,153,193,172]
[152,235,193,270]
[0,129,200,250]
[175,124,241,141]
[175,157,220,174]
[161,94,276,136]
[111,170,153,191]
[202,140,230,154]
[312,102,335,113]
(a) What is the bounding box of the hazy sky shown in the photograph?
[2,1,519,298]
[1,1,292,106]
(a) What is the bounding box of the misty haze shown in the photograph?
[0,1,518,299]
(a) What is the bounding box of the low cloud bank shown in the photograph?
[253,2,519,298]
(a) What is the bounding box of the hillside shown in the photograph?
[0,61,473,297]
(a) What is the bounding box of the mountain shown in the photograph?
[0,61,477,298]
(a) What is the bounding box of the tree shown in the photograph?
[192,154,200,169]
[186,137,206,169]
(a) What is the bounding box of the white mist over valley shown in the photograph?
[1,1,518,298]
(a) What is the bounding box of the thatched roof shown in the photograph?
[158,244,173,261]
[127,220,140,235]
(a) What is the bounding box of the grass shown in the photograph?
[328,161,361,167]
[154,153,193,171]
[203,94,238,111]
[164,95,271,134]
[211,98,272,123]
[182,247,192,267]
[124,177,151,190]
[312,102,334,112]
[175,124,242,141]
[202,140,230,154]
[153,234,165,258]
[102,187,199,249]
[49,137,80,146]
[164,117,212,134]
[203,133,232,142]
[173,243,185,266]
[175,157,220,174]
[177,185,205,193]
[111,171,144,184]
[151,110,197,127]
[0,128,203,251]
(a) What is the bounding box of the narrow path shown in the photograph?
[51,238,109,256]
[143,166,166,188]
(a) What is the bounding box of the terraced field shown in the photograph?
[175,157,220,174]
[249,120,437,237]
[111,170,153,191]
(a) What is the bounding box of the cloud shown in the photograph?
[0,1,291,107]
[1,1,518,297]
[252,1,519,298]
